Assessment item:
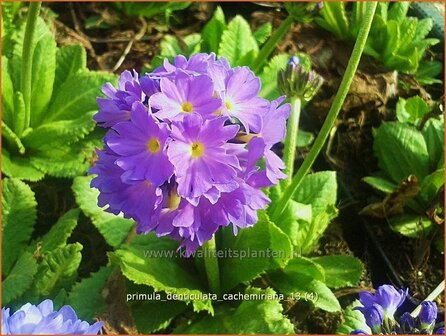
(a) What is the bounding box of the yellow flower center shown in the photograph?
[190,142,205,158]
[225,100,233,111]
[181,102,193,113]
[147,137,161,153]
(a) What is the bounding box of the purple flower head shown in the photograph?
[95,70,146,128]
[437,327,445,334]
[350,330,367,335]
[1,300,102,335]
[106,101,173,186]
[419,301,438,329]
[168,114,240,201]
[359,284,407,319]
[355,303,384,334]
[91,53,289,254]
[150,73,221,121]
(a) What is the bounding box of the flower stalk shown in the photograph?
[282,96,301,187]
[203,236,221,295]
[21,1,42,133]
[271,1,378,221]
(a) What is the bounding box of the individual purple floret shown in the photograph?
[91,53,290,254]
[1,300,102,335]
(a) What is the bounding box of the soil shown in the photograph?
[37,2,444,333]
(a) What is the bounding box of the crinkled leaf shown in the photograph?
[277,200,312,246]
[422,117,444,169]
[270,271,341,312]
[175,287,294,334]
[420,169,444,205]
[2,252,38,305]
[68,266,113,321]
[2,178,37,275]
[2,122,25,155]
[2,56,14,126]
[253,22,272,45]
[30,34,56,127]
[387,2,409,23]
[218,15,258,66]
[311,255,363,289]
[220,211,293,293]
[283,257,325,282]
[2,148,45,181]
[201,6,226,52]
[315,2,349,39]
[54,44,87,89]
[72,176,135,247]
[374,122,430,183]
[363,176,397,193]
[336,300,371,334]
[396,96,430,125]
[12,91,25,137]
[34,243,83,296]
[109,245,212,313]
[39,209,80,253]
[23,111,96,150]
[45,71,116,123]
[390,214,433,238]
[259,54,289,100]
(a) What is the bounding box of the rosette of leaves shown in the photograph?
[2,178,83,309]
[362,96,444,247]
[71,171,364,333]
[2,7,116,181]
[315,2,441,81]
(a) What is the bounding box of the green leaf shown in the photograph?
[175,287,294,334]
[2,122,25,154]
[68,266,113,321]
[422,117,444,168]
[2,148,45,181]
[336,300,371,334]
[311,255,363,289]
[54,44,87,91]
[374,122,430,183]
[220,212,293,292]
[12,91,26,137]
[110,245,213,313]
[293,171,338,216]
[72,176,135,247]
[387,2,409,23]
[35,243,83,296]
[2,56,14,127]
[253,23,272,45]
[218,15,258,66]
[419,169,444,205]
[297,130,314,148]
[45,71,116,123]
[30,34,56,127]
[315,2,349,39]
[390,214,433,238]
[2,252,38,305]
[259,54,289,100]
[414,18,433,41]
[114,2,190,18]
[130,287,187,334]
[277,200,312,246]
[2,178,37,276]
[362,176,397,193]
[396,96,430,125]
[283,257,325,282]
[39,209,79,253]
[23,111,96,150]
[201,6,226,52]
[270,271,341,312]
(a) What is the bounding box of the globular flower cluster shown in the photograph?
[91,53,290,255]
[1,300,102,334]
[351,284,444,335]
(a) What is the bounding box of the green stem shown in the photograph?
[21,2,41,131]
[282,97,301,188]
[203,236,221,294]
[252,15,294,73]
[270,1,377,221]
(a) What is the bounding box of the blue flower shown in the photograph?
[400,312,415,332]
[350,330,368,335]
[355,303,384,334]
[359,284,407,319]
[1,300,102,334]
[419,301,438,330]
[437,327,445,334]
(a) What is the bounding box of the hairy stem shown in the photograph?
[271,1,377,220]
[203,236,221,294]
[282,97,301,188]
[21,2,42,131]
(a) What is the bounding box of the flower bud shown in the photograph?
[278,56,324,102]
[355,304,384,334]
[419,301,437,331]
[400,312,415,333]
